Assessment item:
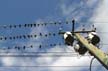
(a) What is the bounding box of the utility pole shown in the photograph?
[59,19,108,70]
[75,33,108,69]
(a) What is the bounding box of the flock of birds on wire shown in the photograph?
[0,21,72,51]
[0,20,99,51]
[0,21,64,29]
[1,42,64,50]
[0,32,59,40]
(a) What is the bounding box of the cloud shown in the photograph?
[58,0,108,71]
[0,0,106,71]
[59,0,100,22]
[1,57,16,66]
[88,0,108,70]
[91,0,108,53]
[50,56,93,71]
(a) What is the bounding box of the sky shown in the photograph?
[0,0,108,71]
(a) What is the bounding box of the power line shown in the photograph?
[0,32,108,41]
[0,42,65,50]
[0,42,108,51]
[0,21,63,29]
[0,65,101,68]
[0,32,60,40]
[0,20,108,29]
[0,54,91,57]
[90,57,95,71]
[0,52,76,53]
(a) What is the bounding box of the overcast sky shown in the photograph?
[0,0,108,71]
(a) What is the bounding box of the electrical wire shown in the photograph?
[0,54,92,57]
[0,43,94,57]
[0,42,65,50]
[0,51,76,53]
[0,32,108,41]
[90,57,95,71]
[0,32,60,41]
[0,65,101,68]
[1,19,108,29]
[0,20,107,65]
[0,21,65,29]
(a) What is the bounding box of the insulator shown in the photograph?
[87,32,100,45]
[63,31,74,46]
[74,41,87,55]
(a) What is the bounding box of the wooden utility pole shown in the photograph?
[59,19,108,69]
[74,33,108,69]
